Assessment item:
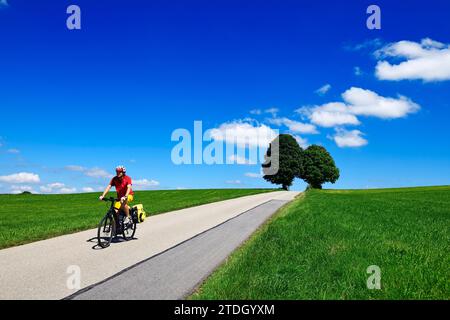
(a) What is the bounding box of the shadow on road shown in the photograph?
[86,236,139,250]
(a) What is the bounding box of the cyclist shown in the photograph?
[99,165,134,224]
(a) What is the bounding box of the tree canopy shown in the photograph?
[262,134,303,190]
[300,145,340,189]
[261,134,339,190]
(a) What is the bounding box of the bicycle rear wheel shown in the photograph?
[97,214,115,248]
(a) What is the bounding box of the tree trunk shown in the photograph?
[282,184,289,191]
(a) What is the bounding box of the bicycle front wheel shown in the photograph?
[97,214,115,248]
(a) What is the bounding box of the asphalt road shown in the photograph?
[68,199,289,300]
[0,191,299,300]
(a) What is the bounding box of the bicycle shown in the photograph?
[97,197,137,248]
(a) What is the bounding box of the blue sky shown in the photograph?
[0,0,449,193]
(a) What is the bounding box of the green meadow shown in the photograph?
[0,188,274,249]
[191,186,450,300]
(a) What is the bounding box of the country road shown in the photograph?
[0,191,299,300]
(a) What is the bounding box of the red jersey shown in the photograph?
[109,175,134,198]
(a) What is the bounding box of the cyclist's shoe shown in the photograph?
[124,216,132,227]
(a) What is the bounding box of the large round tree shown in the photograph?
[262,134,303,190]
[300,145,339,189]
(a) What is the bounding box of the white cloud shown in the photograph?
[343,87,420,119]
[248,108,279,117]
[225,180,242,185]
[134,179,160,187]
[0,172,40,184]
[245,172,262,178]
[332,129,368,148]
[48,182,65,189]
[346,38,383,51]
[245,169,264,178]
[65,165,111,179]
[82,187,95,193]
[264,108,279,117]
[250,109,262,115]
[354,66,363,76]
[298,87,420,128]
[39,182,70,193]
[267,117,318,134]
[300,103,361,127]
[7,149,20,154]
[375,38,450,81]
[211,120,278,148]
[40,182,75,194]
[39,186,53,193]
[133,179,160,188]
[59,187,77,194]
[228,154,255,165]
[11,185,35,194]
[315,84,331,95]
[65,165,85,172]
[85,167,110,179]
[292,135,309,149]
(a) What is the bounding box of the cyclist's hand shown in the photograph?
[120,196,127,203]
[99,195,104,201]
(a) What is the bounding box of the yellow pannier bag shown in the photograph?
[132,204,147,223]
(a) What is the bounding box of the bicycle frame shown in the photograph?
[102,197,123,230]
[99,197,136,242]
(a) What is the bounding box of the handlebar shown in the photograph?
[102,197,118,202]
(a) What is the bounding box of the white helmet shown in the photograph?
[115,165,126,174]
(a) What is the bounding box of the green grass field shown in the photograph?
[191,186,450,300]
[0,188,274,249]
